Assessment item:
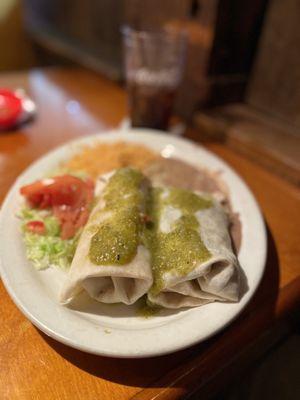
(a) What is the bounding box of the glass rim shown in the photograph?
[121,25,188,43]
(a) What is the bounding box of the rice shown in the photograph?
[63,141,158,178]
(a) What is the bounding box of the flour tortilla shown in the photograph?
[60,171,153,305]
[148,192,240,309]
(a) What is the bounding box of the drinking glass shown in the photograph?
[122,26,186,131]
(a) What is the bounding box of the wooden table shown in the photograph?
[0,68,299,400]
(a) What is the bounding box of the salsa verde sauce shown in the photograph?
[89,168,145,265]
[89,168,213,297]
[143,187,212,295]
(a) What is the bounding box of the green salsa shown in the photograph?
[167,188,212,213]
[136,295,161,318]
[89,169,212,295]
[143,187,212,295]
[89,168,145,265]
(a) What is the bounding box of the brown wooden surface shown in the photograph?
[0,68,300,400]
[194,104,300,185]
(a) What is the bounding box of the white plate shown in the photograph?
[0,129,266,358]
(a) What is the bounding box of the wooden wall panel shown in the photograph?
[247,0,300,131]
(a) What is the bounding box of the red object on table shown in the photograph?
[0,89,22,129]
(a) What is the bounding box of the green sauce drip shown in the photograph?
[143,187,212,295]
[136,296,161,318]
[89,168,145,265]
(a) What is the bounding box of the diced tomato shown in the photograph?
[20,175,94,239]
[20,176,93,208]
[26,220,46,235]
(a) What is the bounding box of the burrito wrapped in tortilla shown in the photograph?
[60,168,153,305]
[145,187,240,309]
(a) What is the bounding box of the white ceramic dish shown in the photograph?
[0,129,267,358]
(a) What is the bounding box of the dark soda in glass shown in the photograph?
[128,81,175,130]
[122,27,186,131]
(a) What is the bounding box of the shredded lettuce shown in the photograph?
[19,207,79,270]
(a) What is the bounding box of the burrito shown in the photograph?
[145,187,240,309]
[60,168,153,305]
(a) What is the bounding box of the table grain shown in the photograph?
[0,68,299,400]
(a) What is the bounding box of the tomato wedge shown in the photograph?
[20,175,94,239]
